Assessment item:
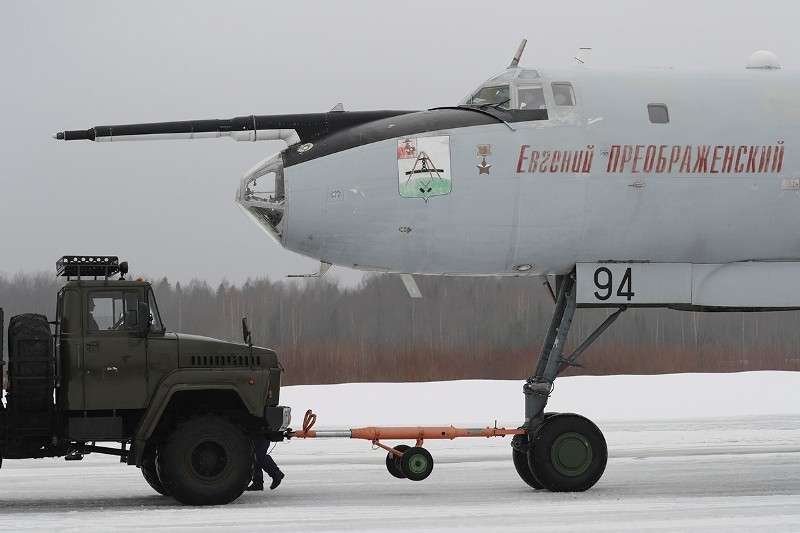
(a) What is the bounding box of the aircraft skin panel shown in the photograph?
[576,261,800,309]
[577,175,795,264]
[282,119,595,275]
[283,128,519,274]
[558,66,799,268]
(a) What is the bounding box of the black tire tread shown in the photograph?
[141,442,169,496]
[385,444,409,479]
[511,434,543,489]
[156,413,252,506]
[528,413,607,492]
[7,314,53,412]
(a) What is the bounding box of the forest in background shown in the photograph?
[1,271,798,385]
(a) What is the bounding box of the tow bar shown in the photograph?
[289,410,525,481]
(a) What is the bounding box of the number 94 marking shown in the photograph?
[593,267,635,301]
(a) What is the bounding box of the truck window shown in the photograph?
[59,289,81,334]
[88,291,140,331]
[147,288,165,332]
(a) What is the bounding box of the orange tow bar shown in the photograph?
[289,410,525,481]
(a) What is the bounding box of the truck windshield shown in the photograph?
[147,288,164,332]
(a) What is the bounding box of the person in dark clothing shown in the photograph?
[246,433,284,491]
[88,298,99,330]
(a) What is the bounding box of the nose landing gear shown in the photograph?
[513,272,624,492]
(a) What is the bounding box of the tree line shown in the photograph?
[1,271,798,385]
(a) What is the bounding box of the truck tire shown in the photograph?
[141,443,169,496]
[156,414,252,506]
[7,314,52,411]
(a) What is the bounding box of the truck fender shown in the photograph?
[132,381,261,466]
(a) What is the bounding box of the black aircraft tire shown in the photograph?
[386,444,410,479]
[7,314,52,411]
[511,434,543,489]
[400,446,434,481]
[157,414,252,506]
[141,443,169,496]
[527,413,607,492]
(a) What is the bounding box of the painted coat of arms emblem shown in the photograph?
[397,136,451,202]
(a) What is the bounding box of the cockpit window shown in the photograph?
[518,85,546,110]
[464,85,510,108]
[489,71,515,83]
[552,83,575,106]
[518,69,540,80]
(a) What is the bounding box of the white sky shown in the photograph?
[2,0,799,287]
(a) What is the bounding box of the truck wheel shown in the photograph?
[156,414,252,506]
[7,314,52,411]
[141,443,168,496]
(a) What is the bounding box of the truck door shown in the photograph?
[82,290,147,409]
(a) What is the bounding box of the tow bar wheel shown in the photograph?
[400,446,434,481]
[385,444,410,479]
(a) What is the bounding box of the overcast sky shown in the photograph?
[2,0,799,287]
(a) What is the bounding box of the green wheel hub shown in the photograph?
[400,446,434,481]
[550,431,592,477]
[406,452,429,475]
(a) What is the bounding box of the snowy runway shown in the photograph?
[1,373,798,531]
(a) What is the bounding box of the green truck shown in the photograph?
[0,255,290,505]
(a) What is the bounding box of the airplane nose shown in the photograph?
[236,152,286,245]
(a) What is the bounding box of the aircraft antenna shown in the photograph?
[509,39,527,68]
[574,47,592,65]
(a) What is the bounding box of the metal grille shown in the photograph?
[189,354,262,367]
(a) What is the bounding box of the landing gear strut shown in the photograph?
[513,272,625,492]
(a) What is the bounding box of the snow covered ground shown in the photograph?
[1,372,798,531]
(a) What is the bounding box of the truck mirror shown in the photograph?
[137,301,151,338]
[242,318,252,346]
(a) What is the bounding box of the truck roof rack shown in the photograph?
[56,255,128,280]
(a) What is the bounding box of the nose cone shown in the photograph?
[236,152,286,246]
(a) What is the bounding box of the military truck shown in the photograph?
[0,256,290,505]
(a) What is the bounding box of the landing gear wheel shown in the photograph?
[511,413,557,490]
[511,434,543,489]
[527,413,607,492]
[400,446,434,481]
[385,444,410,479]
[156,414,252,505]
